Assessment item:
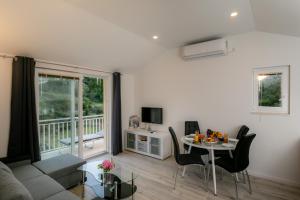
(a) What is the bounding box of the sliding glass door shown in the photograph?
[37,72,107,160]
[82,77,106,158]
[38,74,79,159]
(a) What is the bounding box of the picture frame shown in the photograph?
[252,65,290,114]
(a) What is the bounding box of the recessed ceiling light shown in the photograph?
[152,35,159,40]
[230,12,238,17]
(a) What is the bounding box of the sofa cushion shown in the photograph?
[0,169,33,200]
[7,160,31,169]
[22,175,64,200]
[12,164,43,182]
[33,154,86,179]
[55,170,83,189]
[44,191,80,200]
[0,161,12,174]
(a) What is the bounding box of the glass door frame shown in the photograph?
[35,69,84,158]
[35,67,111,159]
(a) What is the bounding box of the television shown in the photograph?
[141,107,163,124]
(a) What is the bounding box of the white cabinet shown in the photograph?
[126,132,136,149]
[150,137,160,156]
[137,135,148,152]
[124,129,171,160]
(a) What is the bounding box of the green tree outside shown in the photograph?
[39,76,103,120]
[258,73,282,107]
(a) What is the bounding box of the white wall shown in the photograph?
[0,58,12,157]
[133,31,300,186]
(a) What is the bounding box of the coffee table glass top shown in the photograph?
[78,160,138,184]
[78,160,138,199]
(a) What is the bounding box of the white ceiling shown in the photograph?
[66,0,255,48]
[0,0,299,71]
[0,0,164,72]
[251,0,300,38]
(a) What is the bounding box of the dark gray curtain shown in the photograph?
[111,72,122,155]
[6,56,41,162]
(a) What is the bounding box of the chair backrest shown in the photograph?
[233,133,256,172]
[236,125,250,139]
[185,121,200,136]
[168,127,180,164]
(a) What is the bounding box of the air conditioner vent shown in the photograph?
[181,38,227,60]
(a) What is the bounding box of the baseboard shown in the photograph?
[247,169,300,188]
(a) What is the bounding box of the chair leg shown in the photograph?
[233,174,239,200]
[203,165,207,182]
[220,168,224,180]
[245,170,252,194]
[173,166,180,189]
[242,171,246,184]
[235,173,240,182]
[199,165,203,178]
[207,165,211,190]
[182,166,186,177]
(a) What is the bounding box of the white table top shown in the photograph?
[181,136,237,150]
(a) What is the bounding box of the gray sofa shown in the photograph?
[32,154,86,189]
[0,160,81,200]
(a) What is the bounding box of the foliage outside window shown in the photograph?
[258,73,282,107]
[39,75,103,120]
[83,77,104,116]
[253,66,289,114]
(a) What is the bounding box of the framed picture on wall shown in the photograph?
[252,65,290,114]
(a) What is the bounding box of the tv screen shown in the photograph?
[141,107,163,124]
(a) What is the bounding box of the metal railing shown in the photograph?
[38,115,104,152]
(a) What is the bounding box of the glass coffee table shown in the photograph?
[78,160,138,200]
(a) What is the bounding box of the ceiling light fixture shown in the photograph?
[152,35,159,40]
[230,12,238,17]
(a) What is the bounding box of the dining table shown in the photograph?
[181,135,238,196]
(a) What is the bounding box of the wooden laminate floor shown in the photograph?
[69,151,300,200]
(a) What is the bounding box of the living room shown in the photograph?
[1,1,300,200]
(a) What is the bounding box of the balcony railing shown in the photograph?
[38,115,104,153]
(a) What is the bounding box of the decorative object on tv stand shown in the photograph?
[129,115,140,128]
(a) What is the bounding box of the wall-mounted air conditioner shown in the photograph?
[181,38,227,60]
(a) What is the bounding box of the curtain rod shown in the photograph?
[0,53,114,75]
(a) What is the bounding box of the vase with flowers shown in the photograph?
[98,160,114,183]
[98,159,114,173]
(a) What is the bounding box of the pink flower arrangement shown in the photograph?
[98,160,114,172]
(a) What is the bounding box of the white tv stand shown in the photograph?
[124,128,171,160]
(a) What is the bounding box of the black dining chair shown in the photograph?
[214,125,250,158]
[208,133,256,200]
[185,121,200,135]
[169,127,206,189]
[236,125,250,140]
[183,121,209,156]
